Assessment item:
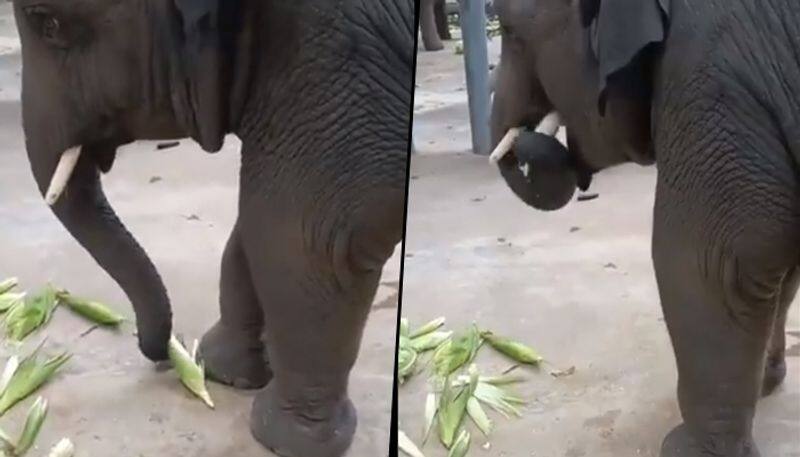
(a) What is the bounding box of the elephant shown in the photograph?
[490,0,800,456]
[420,0,449,51]
[11,0,413,456]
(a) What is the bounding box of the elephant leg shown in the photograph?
[762,268,798,396]
[420,0,444,51]
[199,222,271,389]
[434,0,451,40]
[652,194,794,457]
[241,192,400,457]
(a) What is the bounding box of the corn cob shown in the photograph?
[447,430,470,457]
[0,293,24,314]
[410,331,451,353]
[4,286,58,341]
[56,290,125,326]
[398,430,425,457]
[0,279,17,296]
[168,335,214,408]
[481,331,543,365]
[409,317,445,339]
[0,345,70,415]
[15,397,48,455]
[437,365,478,448]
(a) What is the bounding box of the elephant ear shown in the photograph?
[172,0,238,152]
[582,0,670,114]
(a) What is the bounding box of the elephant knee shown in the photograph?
[720,254,788,334]
[332,191,403,288]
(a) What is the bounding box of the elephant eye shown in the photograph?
[23,5,68,48]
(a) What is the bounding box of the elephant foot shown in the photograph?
[250,381,356,457]
[198,321,271,390]
[660,424,760,457]
[762,354,786,397]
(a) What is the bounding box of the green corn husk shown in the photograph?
[437,365,478,448]
[447,430,470,457]
[409,317,445,339]
[472,381,526,418]
[4,286,59,341]
[168,335,214,408]
[398,430,425,457]
[15,397,48,456]
[481,331,543,365]
[0,347,70,416]
[47,438,75,457]
[433,326,481,377]
[0,293,25,314]
[0,279,17,296]
[0,356,19,397]
[397,342,418,383]
[410,331,452,353]
[422,391,437,443]
[56,290,125,326]
[466,396,492,436]
[399,318,410,338]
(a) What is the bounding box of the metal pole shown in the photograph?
[458,0,491,155]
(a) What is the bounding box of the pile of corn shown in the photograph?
[0,276,215,456]
[398,317,545,457]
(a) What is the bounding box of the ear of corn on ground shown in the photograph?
[398,430,425,457]
[14,397,48,456]
[0,345,70,416]
[0,279,17,296]
[447,429,470,457]
[0,294,25,314]
[55,291,125,326]
[168,335,215,408]
[481,331,543,365]
[4,286,59,341]
[399,318,549,456]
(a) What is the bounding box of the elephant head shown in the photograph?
[490,0,669,211]
[11,0,247,361]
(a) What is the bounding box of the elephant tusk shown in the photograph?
[535,111,562,137]
[489,112,563,165]
[489,127,522,164]
[45,146,82,206]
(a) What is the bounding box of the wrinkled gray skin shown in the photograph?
[491,0,800,456]
[13,0,413,456]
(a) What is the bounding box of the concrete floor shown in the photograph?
[0,5,397,456]
[400,41,800,456]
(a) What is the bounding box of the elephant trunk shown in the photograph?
[491,110,578,211]
[28,142,172,361]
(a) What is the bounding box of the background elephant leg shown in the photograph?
[199,222,271,389]
[241,196,398,457]
[762,268,798,396]
[420,0,444,51]
[434,0,451,40]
